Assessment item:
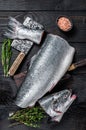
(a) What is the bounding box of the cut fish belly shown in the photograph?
[15,34,75,108]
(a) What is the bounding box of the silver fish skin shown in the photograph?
[39,90,76,122]
[11,17,44,55]
[4,17,44,44]
[15,34,75,108]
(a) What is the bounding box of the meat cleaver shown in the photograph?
[8,17,44,76]
[14,58,86,87]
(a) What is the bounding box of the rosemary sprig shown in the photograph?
[9,106,46,128]
[1,39,12,77]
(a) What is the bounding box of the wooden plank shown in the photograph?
[0,11,86,42]
[0,11,86,75]
[24,12,86,43]
[0,12,25,25]
[0,104,86,130]
[0,47,19,76]
[0,41,86,75]
[0,1,85,130]
[0,0,85,11]
[0,74,86,130]
[52,74,86,104]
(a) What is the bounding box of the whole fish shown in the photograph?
[39,90,76,122]
[15,34,75,108]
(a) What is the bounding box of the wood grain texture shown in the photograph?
[0,75,86,130]
[0,0,86,130]
[8,52,25,76]
[0,41,86,75]
[0,11,86,42]
[0,11,85,75]
[0,0,85,11]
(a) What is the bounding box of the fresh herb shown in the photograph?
[9,106,46,128]
[1,39,12,76]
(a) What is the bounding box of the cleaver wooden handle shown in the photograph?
[8,52,25,76]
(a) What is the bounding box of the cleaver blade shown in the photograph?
[8,17,44,76]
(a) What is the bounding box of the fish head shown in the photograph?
[51,90,71,112]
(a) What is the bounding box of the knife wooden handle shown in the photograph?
[8,52,25,76]
[68,58,86,71]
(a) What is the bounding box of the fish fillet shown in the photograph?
[15,34,75,108]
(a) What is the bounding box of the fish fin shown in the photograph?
[51,114,63,122]
[28,102,36,107]
[49,83,56,92]
[29,54,37,69]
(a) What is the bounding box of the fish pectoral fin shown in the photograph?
[28,101,36,107]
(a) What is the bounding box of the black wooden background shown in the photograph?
[0,0,86,130]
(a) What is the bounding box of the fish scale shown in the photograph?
[15,34,75,108]
[39,90,76,122]
[5,17,44,76]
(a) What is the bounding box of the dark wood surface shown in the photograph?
[0,0,86,130]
